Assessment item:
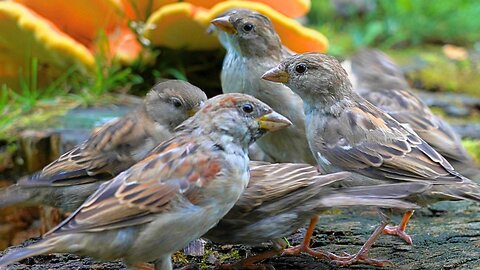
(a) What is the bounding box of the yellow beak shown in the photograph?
[187,108,198,117]
[256,111,292,132]
[261,67,289,83]
[210,15,236,34]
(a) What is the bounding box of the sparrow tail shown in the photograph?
[318,182,431,210]
[440,183,480,203]
[0,241,55,268]
[0,185,32,209]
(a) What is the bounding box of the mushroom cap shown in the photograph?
[122,0,310,20]
[13,0,124,46]
[0,2,95,73]
[143,3,219,50]
[143,1,328,52]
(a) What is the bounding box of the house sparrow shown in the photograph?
[0,93,292,270]
[210,9,315,165]
[0,80,207,212]
[204,161,427,269]
[342,49,479,179]
[262,52,480,266]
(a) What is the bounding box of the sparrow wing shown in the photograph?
[46,139,221,235]
[229,161,349,217]
[362,89,470,162]
[320,99,468,184]
[19,112,152,187]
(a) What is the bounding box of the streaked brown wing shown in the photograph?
[366,89,471,163]
[46,139,222,235]
[230,161,349,216]
[362,89,469,162]
[321,100,467,184]
[19,113,150,187]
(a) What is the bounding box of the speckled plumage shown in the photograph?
[0,80,207,212]
[263,52,480,266]
[343,49,479,179]
[0,94,291,270]
[266,52,480,204]
[211,9,315,164]
[206,162,424,245]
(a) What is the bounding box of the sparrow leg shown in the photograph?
[329,220,391,267]
[329,209,392,267]
[281,216,338,260]
[382,210,414,245]
[282,216,318,255]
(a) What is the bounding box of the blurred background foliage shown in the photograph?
[310,0,480,55]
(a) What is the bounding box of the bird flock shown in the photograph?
[0,8,479,270]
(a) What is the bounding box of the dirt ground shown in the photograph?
[1,200,480,270]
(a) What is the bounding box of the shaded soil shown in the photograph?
[2,201,480,269]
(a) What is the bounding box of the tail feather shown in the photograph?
[433,183,480,202]
[317,182,431,210]
[0,185,32,209]
[0,242,54,268]
[451,162,480,183]
[318,196,419,210]
[338,182,431,199]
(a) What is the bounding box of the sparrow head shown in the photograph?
[145,80,208,130]
[262,52,353,103]
[210,8,282,57]
[348,49,409,90]
[178,93,291,147]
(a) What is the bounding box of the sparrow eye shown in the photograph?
[242,104,254,113]
[170,98,182,108]
[295,63,307,74]
[242,23,254,32]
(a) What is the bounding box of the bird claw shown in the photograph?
[383,225,413,245]
[330,252,393,267]
[283,244,391,267]
[281,245,303,256]
[282,244,332,261]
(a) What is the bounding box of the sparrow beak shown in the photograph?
[261,67,289,83]
[187,109,198,117]
[188,101,205,117]
[256,111,292,132]
[210,16,236,34]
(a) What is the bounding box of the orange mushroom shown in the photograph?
[143,1,328,53]
[0,2,95,73]
[13,0,124,47]
[143,3,219,50]
[0,0,143,87]
[122,0,310,20]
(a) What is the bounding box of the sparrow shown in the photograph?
[0,93,292,270]
[342,49,479,180]
[204,161,427,269]
[209,10,318,266]
[0,80,208,212]
[210,8,316,165]
[262,52,480,266]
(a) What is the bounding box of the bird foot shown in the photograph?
[330,252,392,267]
[282,244,338,261]
[383,225,413,245]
